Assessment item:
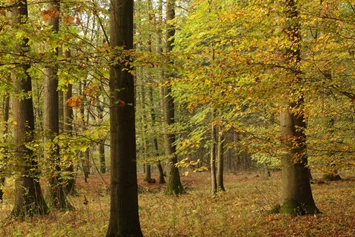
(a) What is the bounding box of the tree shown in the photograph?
[43,0,71,210]
[0,92,9,201]
[106,0,143,235]
[210,110,217,194]
[163,0,184,195]
[217,125,225,191]
[62,49,76,194]
[10,0,49,217]
[278,0,319,214]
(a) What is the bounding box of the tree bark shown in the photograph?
[97,97,106,174]
[150,87,165,184]
[217,127,225,191]
[106,0,143,235]
[154,0,166,185]
[163,0,184,196]
[279,0,319,215]
[44,0,71,210]
[11,0,49,217]
[0,93,9,201]
[210,111,217,194]
[63,49,76,194]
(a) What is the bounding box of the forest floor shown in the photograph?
[1,170,355,236]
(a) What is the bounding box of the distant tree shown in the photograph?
[210,111,217,194]
[0,93,9,201]
[106,0,143,235]
[217,125,225,191]
[62,49,76,194]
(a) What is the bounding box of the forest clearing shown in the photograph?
[1,171,355,237]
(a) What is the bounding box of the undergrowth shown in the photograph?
[1,171,355,236]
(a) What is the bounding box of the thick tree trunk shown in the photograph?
[279,0,319,215]
[44,0,71,210]
[280,108,319,214]
[164,0,184,196]
[163,86,184,195]
[11,0,49,218]
[106,0,143,236]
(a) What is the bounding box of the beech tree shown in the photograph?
[278,0,319,215]
[163,0,184,195]
[106,0,143,235]
[43,0,71,210]
[10,0,49,217]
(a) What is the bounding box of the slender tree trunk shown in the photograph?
[11,0,49,217]
[97,97,106,174]
[322,118,341,181]
[217,127,225,191]
[79,80,90,182]
[150,87,165,184]
[106,0,143,235]
[279,0,319,215]
[210,111,217,194]
[140,69,152,183]
[0,93,9,201]
[63,49,76,194]
[153,0,166,185]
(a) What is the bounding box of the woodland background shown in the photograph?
[0,0,355,236]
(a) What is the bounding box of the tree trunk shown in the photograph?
[106,0,143,235]
[97,97,106,174]
[63,49,76,194]
[44,0,71,210]
[150,88,165,184]
[217,127,225,191]
[154,0,166,185]
[11,0,49,217]
[279,0,319,215]
[163,0,184,196]
[280,109,319,214]
[0,93,9,201]
[210,111,217,194]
